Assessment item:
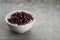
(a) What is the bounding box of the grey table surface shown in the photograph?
[0,0,60,40]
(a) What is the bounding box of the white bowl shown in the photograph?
[5,10,35,33]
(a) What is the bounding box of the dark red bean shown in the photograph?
[8,11,34,25]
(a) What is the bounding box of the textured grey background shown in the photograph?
[0,0,60,40]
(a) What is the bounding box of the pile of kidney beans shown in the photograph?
[8,11,34,25]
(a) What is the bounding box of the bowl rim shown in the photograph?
[5,10,35,27]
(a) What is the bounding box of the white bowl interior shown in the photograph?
[5,10,35,27]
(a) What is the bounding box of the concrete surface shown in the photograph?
[0,0,60,40]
